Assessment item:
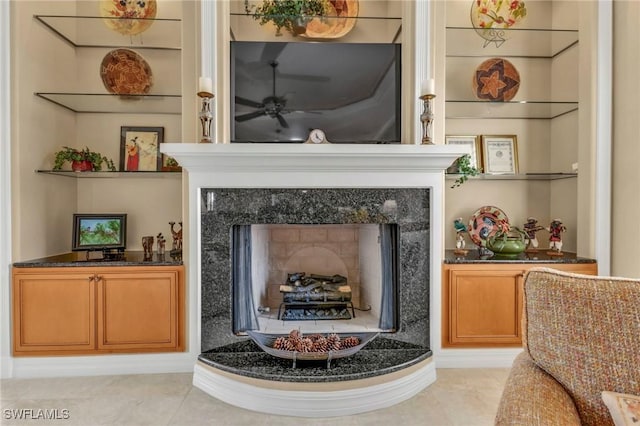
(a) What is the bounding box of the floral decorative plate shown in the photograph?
[468,205,510,248]
[473,58,520,102]
[470,0,527,47]
[100,49,153,95]
[301,0,359,39]
[100,0,157,36]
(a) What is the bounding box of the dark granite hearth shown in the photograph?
[198,337,432,383]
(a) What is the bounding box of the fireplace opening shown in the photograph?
[231,224,399,335]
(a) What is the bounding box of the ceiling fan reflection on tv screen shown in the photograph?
[231,41,402,144]
[235,61,294,129]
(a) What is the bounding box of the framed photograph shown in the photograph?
[71,213,127,252]
[445,135,482,170]
[481,135,519,174]
[120,126,164,171]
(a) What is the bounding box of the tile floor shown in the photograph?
[1,368,510,426]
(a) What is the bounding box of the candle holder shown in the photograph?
[419,94,435,145]
[198,92,214,144]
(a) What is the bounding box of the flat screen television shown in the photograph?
[231,41,401,144]
[72,213,127,252]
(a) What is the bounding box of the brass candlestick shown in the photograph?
[419,94,435,145]
[198,92,214,144]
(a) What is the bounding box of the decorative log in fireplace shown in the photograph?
[278,272,355,320]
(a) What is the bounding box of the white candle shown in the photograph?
[199,76,213,94]
[421,78,435,96]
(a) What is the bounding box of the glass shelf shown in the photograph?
[35,93,181,114]
[445,101,578,119]
[446,173,578,181]
[230,13,402,44]
[446,27,578,58]
[37,170,182,178]
[34,15,181,50]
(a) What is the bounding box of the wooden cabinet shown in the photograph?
[442,262,597,348]
[12,265,184,356]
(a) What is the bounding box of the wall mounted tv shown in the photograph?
[231,41,401,144]
[72,213,127,253]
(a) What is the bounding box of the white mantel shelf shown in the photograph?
[160,143,468,173]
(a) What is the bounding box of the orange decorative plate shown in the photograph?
[100,49,153,95]
[301,0,359,39]
[472,58,520,102]
[468,205,510,248]
[100,0,157,36]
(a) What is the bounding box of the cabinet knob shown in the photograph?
[87,276,94,282]
[94,275,103,282]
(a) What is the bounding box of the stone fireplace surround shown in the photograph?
[161,143,467,417]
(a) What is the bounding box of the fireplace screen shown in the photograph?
[231,223,398,334]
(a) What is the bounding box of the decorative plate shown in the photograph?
[468,205,510,248]
[100,0,157,36]
[100,49,153,95]
[470,0,527,47]
[301,0,359,39]
[472,58,520,102]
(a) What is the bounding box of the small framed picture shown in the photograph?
[445,135,482,170]
[120,126,164,171]
[481,135,519,174]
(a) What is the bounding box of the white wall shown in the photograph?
[611,1,640,278]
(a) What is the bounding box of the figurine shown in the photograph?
[523,217,544,252]
[547,218,567,256]
[156,233,166,256]
[142,235,154,260]
[453,217,469,255]
[169,221,183,259]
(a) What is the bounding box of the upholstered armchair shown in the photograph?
[495,267,640,425]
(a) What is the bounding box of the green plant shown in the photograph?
[244,0,329,36]
[449,154,479,188]
[53,146,116,171]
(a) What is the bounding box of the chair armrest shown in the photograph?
[495,352,581,425]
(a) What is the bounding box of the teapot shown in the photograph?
[486,227,527,258]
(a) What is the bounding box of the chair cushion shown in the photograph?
[602,391,640,426]
[523,268,640,426]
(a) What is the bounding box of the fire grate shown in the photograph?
[278,272,355,321]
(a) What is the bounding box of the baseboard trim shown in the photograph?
[9,352,199,378]
[435,348,522,368]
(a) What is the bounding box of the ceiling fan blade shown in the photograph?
[235,110,266,122]
[235,96,264,108]
[276,114,289,129]
[260,42,287,64]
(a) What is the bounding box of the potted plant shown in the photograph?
[53,146,116,172]
[448,154,479,188]
[244,0,329,36]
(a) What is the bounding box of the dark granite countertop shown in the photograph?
[444,249,596,264]
[198,337,431,383]
[12,251,183,267]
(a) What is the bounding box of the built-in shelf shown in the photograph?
[34,15,182,50]
[446,173,577,181]
[446,27,578,58]
[230,13,402,44]
[445,100,578,119]
[36,170,182,178]
[35,93,181,114]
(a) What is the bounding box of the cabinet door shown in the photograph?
[96,270,180,351]
[13,271,96,354]
[448,269,524,346]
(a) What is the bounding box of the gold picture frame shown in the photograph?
[481,135,519,174]
[445,135,482,171]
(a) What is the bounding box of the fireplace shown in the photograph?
[160,143,468,417]
[200,187,429,350]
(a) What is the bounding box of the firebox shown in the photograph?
[231,223,399,333]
